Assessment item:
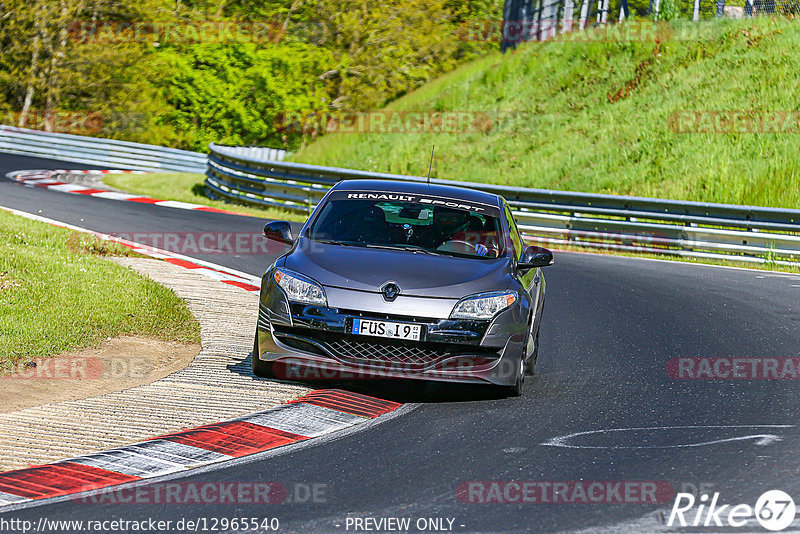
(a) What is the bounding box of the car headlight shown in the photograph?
[450,291,517,320]
[273,268,327,306]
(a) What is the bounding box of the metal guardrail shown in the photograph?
[208,142,800,265]
[211,145,288,162]
[0,125,209,173]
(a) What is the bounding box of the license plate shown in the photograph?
[352,318,422,341]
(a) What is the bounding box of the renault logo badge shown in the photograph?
[381,282,401,302]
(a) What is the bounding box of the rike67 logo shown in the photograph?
[668,490,796,531]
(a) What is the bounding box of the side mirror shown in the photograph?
[517,245,553,270]
[263,221,294,245]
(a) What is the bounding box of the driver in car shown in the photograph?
[431,207,491,256]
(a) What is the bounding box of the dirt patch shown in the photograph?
[66,232,147,257]
[607,42,661,104]
[0,272,21,291]
[0,336,199,413]
[743,28,783,48]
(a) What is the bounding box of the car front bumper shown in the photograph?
[256,280,527,386]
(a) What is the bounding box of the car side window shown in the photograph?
[504,204,523,259]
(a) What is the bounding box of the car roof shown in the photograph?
[329,179,503,209]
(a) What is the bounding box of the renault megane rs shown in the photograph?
[253,179,552,396]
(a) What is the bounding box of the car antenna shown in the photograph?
[427,145,435,186]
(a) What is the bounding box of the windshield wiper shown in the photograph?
[315,240,442,255]
[314,239,360,246]
[362,243,440,255]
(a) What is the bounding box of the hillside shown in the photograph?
[291,18,800,208]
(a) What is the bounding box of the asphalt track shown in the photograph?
[2,153,800,533]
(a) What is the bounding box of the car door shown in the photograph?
[503,201,542,337]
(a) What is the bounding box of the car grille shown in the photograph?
[324,336,450,370]
[274,327,497,371]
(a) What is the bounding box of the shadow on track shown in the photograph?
[227,350,513,403]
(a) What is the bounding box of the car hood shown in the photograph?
[282,238,510,299]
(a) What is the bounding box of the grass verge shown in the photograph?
[102,172,308,222]
[0,209,201,365]
[291,17,800,210]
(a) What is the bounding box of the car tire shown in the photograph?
[525,295,544,376]
[251,330,275,378]
[524,328,539,376]
[504,356,524,397]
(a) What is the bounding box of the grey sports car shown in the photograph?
[253,179,552,396]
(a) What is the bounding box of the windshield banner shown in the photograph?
[324,189,502,217]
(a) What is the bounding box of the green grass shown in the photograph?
[291,17,800,210]
[0,209,200,365]
[103,172,307,222]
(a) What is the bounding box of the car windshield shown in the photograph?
[307,191,505,259]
